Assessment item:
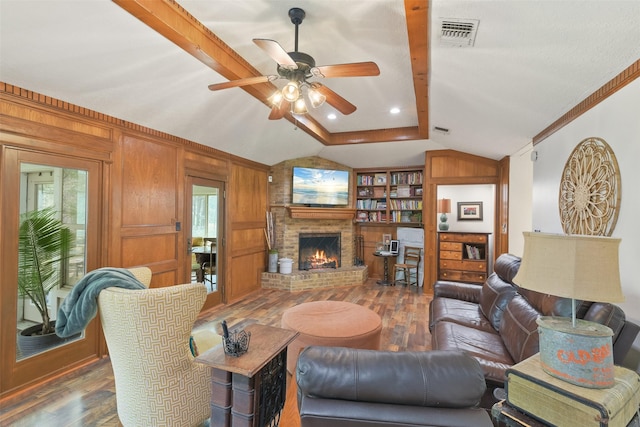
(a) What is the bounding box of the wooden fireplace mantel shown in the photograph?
[287,206,356,220]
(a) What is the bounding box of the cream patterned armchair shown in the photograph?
[98,267,211,427]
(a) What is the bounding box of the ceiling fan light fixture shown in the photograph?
[292,97,308,115]
[308,86,326,108]
[269,91,283,107]
[282,81,300,102]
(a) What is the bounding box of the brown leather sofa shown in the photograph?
[296,346,493,427]
[429,253,639,391]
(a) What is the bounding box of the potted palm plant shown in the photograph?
[17,207,75,357]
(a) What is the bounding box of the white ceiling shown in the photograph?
[1,1,639,168]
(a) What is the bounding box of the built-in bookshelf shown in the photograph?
[355,168,423,225]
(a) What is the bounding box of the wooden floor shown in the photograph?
[0,279,432,427]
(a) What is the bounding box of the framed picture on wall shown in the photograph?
[458,201,483,221]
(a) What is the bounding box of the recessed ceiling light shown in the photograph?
[327,113,337,120]
[390,107,400,114]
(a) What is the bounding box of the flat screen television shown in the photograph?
[292,167,349,206]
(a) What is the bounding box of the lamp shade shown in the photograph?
[513,232,624,303]
[308,86,326,108]
[437,198,451,214]
[282,81,300,102]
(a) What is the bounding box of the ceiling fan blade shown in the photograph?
[312,61,380,78]
[253,38,298,68]
[268,100,290,120]
[208,75,272,91]
[313,84,356,115]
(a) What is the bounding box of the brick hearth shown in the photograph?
[261,266,368,292]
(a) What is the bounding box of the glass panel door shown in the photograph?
[187,177,223,308]
[1,148,101,395]
[17,164,88,360]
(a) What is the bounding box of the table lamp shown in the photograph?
[513,232,624,388]
[437,198,451,231]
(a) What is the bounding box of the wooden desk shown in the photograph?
[195,323,298,427]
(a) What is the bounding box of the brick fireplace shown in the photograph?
[261,157,368,291]
[298,232,341,270]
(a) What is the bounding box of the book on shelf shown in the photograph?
[465,245,481,259]
[356,199,378,209]
[389,200,422,210]
[390,171,423,185]
[357,175,374,186]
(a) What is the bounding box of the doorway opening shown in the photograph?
[187,178,224,308]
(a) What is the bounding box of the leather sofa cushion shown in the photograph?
[499,295,541,363]
[429,298,495,333]
[296,346,487,409]
[516,288,578,317]
[433,280,483,303]
[431,321,514,363]
[584,302,626,342]
[431,320,524,384]
[493,253,521,284]
[297,397,494,427]
[479,274,518,331]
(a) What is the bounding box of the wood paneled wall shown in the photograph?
[0,83,268,398]
[226,162,269,302]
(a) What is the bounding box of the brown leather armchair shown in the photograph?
[296,346,493,427]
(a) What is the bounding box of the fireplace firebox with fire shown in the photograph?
[298,233,341,270]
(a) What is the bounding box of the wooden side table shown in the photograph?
[195,323,298,427]
[373,252,396,285]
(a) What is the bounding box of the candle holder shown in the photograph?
[222,329,251,357]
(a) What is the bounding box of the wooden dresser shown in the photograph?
[437,232,490,284]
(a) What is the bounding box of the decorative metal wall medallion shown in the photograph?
[559,137,621,236]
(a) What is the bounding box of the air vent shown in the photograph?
[433,126,450,135]
[439,18,479,47]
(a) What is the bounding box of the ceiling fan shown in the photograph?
[208,7,380,120]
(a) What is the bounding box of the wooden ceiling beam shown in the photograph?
[113,0,272,98]
[327,127,422,145]
[114,0,429,146]
[404,0,430,139]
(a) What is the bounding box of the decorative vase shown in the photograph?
[438,213,449,230]
[268,250,278,273]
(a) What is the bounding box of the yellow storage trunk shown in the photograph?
[506,354,640,427]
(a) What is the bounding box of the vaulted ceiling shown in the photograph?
[1,1,639,168]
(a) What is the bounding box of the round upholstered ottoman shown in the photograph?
[281,300,382,373]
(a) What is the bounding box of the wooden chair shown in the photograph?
[191,237,205,281]
[202,238,217,290]
[392,246,421,286]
